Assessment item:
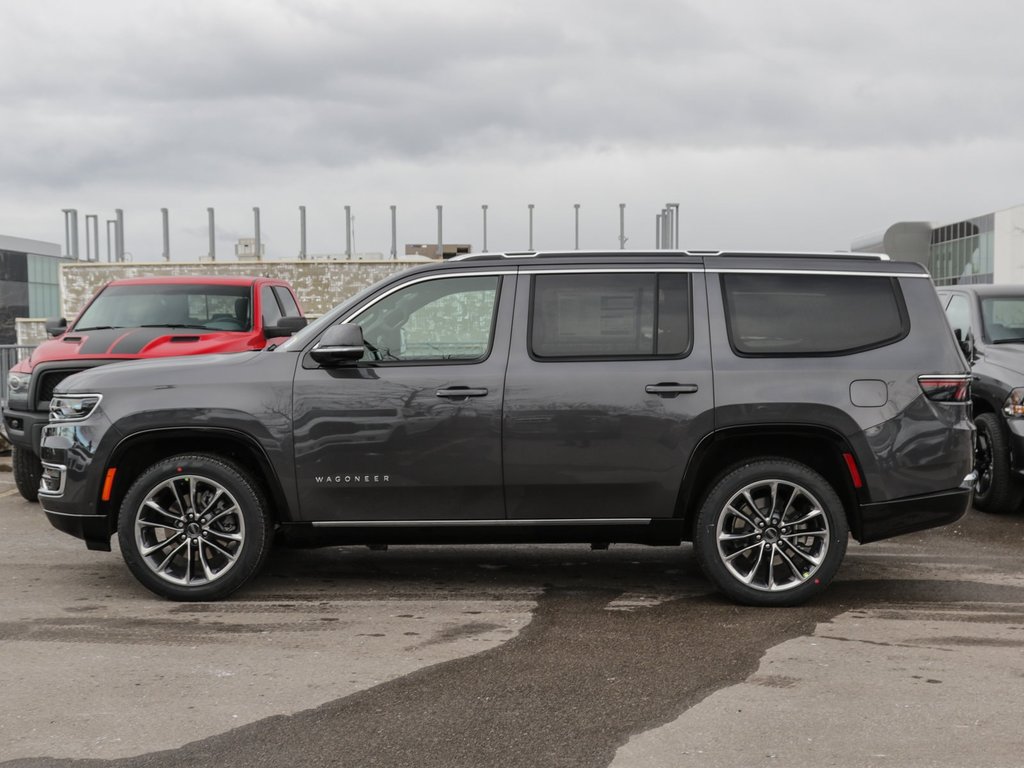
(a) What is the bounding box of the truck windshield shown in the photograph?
[981,296,1024,344]
[74,284,253,333]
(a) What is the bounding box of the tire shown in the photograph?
[12,446,42,502]
[117,454,273,601]
[693,458,849,607]
[973,413,1022,514]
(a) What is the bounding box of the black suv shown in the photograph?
[937,285,1024,513]
[38,251,974,606]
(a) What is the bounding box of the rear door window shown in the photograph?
[721,273,908,356]
[529,273,691,359]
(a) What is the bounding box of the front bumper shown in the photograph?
[41,507,113,551]
[38,420,117,552]
[857,475,975,544]
[2,406,49,453]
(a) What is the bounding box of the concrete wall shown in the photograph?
[15,319,48,348]
[58,259,426,320]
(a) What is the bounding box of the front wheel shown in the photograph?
[12,446,42,502]
[117,454,273,601]
[693,459,849,607]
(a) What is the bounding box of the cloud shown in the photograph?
[1,0,1023,258]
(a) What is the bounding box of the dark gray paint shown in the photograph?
[38,252,974,554]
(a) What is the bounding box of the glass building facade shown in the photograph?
[929,213,995,286]
[0,238,64,344]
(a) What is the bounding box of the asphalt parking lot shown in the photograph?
[1,461,1023,768]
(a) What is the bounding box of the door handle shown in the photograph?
[645,383,699,397]
[436,387,489,400]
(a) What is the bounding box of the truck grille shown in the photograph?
[36,370,84,408]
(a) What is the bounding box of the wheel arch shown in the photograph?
[677,425,863,541]
[98,427,291,528]
[972,396,996,416]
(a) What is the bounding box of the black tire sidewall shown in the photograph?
[12,446,41,502]
[117,454,272,601]
[973,413,1021,514]
[693,458,849,607]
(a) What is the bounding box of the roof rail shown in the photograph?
[449,249,890,262]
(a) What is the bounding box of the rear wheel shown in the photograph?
[693,458,849,606]
[12,446,41,502]
[117,454,273,601]
[973,413,1022,514]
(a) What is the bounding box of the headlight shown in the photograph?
[1003,388,1024,418]
[49,394,103,422]
[7,371,30,396]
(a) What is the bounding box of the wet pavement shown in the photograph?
[1,469,1022,767]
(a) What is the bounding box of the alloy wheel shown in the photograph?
[715,479,830,592]
[134,474,246,587]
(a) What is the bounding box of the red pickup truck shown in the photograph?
[3,275,306,501]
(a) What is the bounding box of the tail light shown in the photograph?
[918,374,970,402]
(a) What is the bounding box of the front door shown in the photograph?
[292,271,514,521]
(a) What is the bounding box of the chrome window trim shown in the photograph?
[522,267,700,275]
[339,270,515,324]
[708,268,928,278]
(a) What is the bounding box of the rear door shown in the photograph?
[502,260,714,520]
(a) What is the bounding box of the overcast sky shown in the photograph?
[2,0,1023,262]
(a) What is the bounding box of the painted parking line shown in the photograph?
[0,487,22,498]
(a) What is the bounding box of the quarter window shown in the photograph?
[530,273,691,359]
[722,273,908,356]
[350,275,500,363]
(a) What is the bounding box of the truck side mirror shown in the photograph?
[954,327,974,359]
[310,323,366,366]
[263,315,307,339]
[45,318,68,337]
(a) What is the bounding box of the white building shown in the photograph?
[852,203,1024,285]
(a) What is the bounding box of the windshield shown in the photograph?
[981,296,1024,343]
[74,284,253,332]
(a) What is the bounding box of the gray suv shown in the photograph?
[38,251,975,606]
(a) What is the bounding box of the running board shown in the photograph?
[311,518,653,528]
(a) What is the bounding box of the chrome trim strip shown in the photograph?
[341,271,515,324]
[48,393,104,422]
[522,268,699,275]
[37,461,67,497]
[708,268,927,278]
[311,518,653,528]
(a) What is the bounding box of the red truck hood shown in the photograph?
[21,327,264,369]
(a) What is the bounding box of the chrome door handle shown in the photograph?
[645,383,699,397]
[436,387,489,400]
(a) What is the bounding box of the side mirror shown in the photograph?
[954,327,974,360]
[310,323,365,366]
[45,318,68,337]
[263,315,307,339]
